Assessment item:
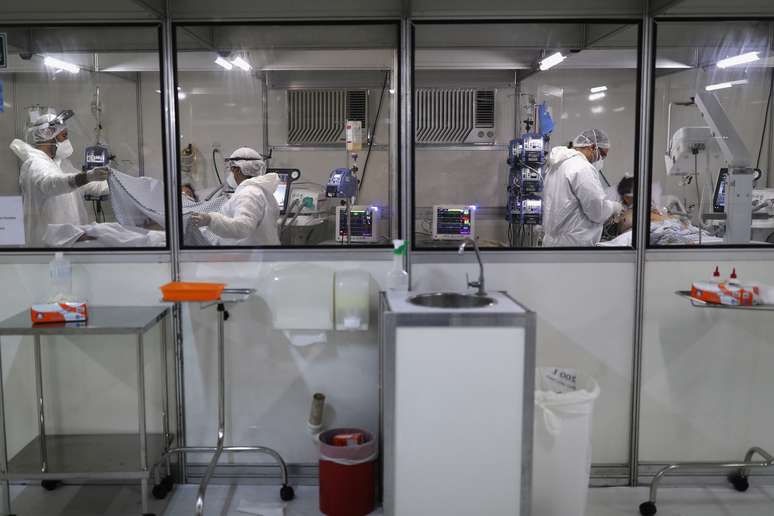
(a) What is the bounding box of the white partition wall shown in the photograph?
[640,255,774,463]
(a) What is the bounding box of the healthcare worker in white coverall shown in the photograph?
[190,147,280,245]
[542,128,624,247]
[9,112,109,246]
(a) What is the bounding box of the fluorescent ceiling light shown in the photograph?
[717,51,759,69]
[705,79,748,91]
[590,86,608,93]
[215,56,233,70]
[613,106,626,113]
[591,106,605,114]
[539,52,565,71]
[588,92,606,101]
[178,91,187,100]
[44,56,79,74]
[231,56,252,71]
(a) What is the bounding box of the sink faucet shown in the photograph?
[458,237,486,296]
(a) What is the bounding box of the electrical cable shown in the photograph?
[598,169,611,187]
[212,148,223,185]
[756,69,774,169]
[358,71,390,195]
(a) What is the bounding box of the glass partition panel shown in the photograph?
[651,20,774,247]
[413,22,641,249]
[0,25,167,249]
[174,23,399,248]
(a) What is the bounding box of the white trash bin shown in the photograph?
[532,367,600,516]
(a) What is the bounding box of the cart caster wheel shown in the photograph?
[639,501,657,516]
[41,480,61,491]
[729,472,750,492]
[161,475,174,491]
[151,484,168,500]
[280,485,295,501]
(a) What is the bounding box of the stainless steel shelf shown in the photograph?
[5,433,170,481]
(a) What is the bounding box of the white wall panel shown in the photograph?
[412,259,636,463]
[640,258,774,462]
[179,259,391,464]
[0,262,171,458]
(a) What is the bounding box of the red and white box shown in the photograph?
[30,303,89,324]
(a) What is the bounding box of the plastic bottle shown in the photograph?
[729,267,738,285]
[711,266,721,283]
[48,252,72,302]
[387,240,409,291]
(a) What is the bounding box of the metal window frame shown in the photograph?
[409,18,645,252]
[645,15,774,250]
[170,18,402,251]
[0,21,172,254]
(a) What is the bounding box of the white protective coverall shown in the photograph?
[542,146,622,247]
[10,139,108,246]
[206,172,281,246]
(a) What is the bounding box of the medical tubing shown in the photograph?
[279,198,301,229]
[756,69,774,169]
[358,71,390,195]
[284,205,305,231]
[212,148,223,185]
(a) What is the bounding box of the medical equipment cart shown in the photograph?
[0,306,173,516]
[153,288,293,516]
[638,291,774,516]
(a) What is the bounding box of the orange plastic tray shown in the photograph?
[160,281,226,302]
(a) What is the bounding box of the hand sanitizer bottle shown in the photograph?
[48,252,72,302]
[387,240,409,291]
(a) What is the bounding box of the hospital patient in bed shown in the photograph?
[599,177,723,246]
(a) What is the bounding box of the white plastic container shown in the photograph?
[532,367,600,516]
[334,269,370,331]
[48,252,72,302]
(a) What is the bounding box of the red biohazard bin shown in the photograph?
[319,428,377,516]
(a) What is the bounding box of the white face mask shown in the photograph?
[55,139,74,160]
[594,158,605,173]
[226,171,237,189]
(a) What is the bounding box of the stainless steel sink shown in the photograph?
[407,292,496,309]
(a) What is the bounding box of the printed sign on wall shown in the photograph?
[0,197,26,246]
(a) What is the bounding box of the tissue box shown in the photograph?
[690,282,759,306]
[31,303,88,324]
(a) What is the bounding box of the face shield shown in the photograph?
[28,110,74,144]
[224,147,267,177]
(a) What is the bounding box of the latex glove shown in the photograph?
[86,166,109,182]
[190,212,211,228]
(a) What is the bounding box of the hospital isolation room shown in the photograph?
[0,1,772,516]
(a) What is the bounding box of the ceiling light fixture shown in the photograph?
[215,56,233,70]
[539,52,566,71]
[231,56,252,71]
[705,79,749,91]
[44,56,79,74]
[717,51,760,68]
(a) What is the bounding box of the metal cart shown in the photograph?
[639,291,774,516]
[0,306,174,516]
[151,288,293,516]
